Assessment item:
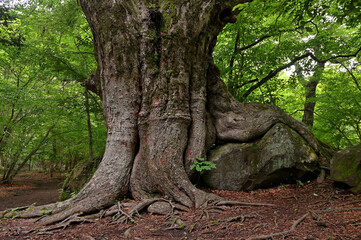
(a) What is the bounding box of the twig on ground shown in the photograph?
[201,225,228,234]
[282,195,298,200]
[274,216,278,228]
[163,216,185,230]
[201,215,254,234]
[216,201,275,207]
[224,214,253,223]
[340,200,361,206]
[310,210,329,228]
[123,227,133,238]
[202,214,254,231]
[246,212,310,240]
[251,223,268,231]
[317,208,361,214]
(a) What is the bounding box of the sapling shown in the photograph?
[190,156,216,186]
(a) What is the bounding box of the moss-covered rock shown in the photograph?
[202,123,324,191]
[330,144,361,193]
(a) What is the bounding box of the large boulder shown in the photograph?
[202,123,320,191]
[330,144,361,193]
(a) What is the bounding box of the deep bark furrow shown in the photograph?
[184,58,209,179]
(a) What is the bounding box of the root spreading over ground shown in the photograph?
[1,179,361,239]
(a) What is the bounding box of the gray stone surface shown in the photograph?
[147,201,172,215]
[202,123,319,191]
[330,144,361,193]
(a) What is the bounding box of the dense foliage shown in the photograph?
[0,0,105,183]
[0,0,360,184]
[214,0,361,148]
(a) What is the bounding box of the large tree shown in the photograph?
[13,0,323,225]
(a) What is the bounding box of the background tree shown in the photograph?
[0,0,106,183]
[214,0,361,148]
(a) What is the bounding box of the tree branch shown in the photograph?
[241,46,361,100]
[12,123,57,178]
[236,20,319,54]
[236,35,272,53]
[232,78,258,89]
[334,60,361,92]
[242,52,312,99]
[224,0,254,7]
[313,111,353,145]
[325,46,361,63]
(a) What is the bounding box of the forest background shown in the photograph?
[0,0,360,191]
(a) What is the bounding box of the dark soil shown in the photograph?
[0,173,360,240]
[0,172,63,211]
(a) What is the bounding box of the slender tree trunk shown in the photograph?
[302,63,324,127]
[84,88,94,161]
[302,79,318,127]
[228,27,241,96]
[7,123,56,183]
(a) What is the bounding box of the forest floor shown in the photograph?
[0,172,63,212]
[0,173,360,240]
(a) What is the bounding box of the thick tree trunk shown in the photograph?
[10,0,324,225]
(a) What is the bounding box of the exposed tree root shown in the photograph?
[201,214,255,234]
[40,215,94,233]
[17,198,170,233]
[25,214,95,235]
[207,63,321,156]
[112,202,136,223]
[246,212,310,240]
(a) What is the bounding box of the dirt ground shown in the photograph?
[0,173,360,240]
[0,172,63,211]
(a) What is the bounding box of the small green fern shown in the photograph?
[190,156,216,174]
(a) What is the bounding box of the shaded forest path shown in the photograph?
[0,172,63,211]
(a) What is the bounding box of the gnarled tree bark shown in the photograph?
[7,0,324,225]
